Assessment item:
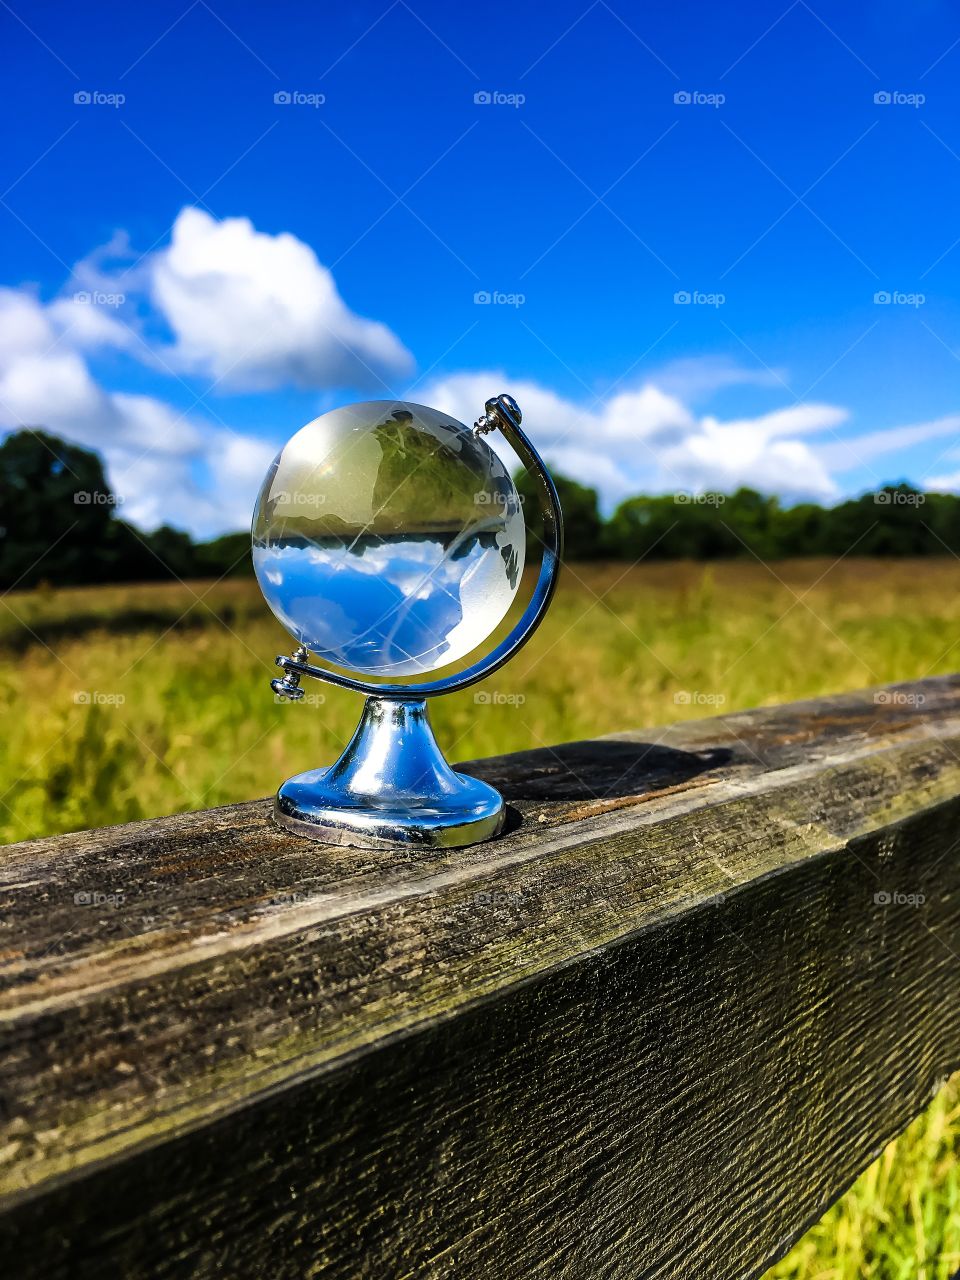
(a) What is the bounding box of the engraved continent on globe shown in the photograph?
[252,401,526,677]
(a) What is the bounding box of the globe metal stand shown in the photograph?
[274,697,505,849]
[268,394,563,850]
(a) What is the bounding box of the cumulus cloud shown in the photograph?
[0,287,273,538]
[0,210,418,537]
[418,370,843,504]
[149,208,414,390]
[112,430,275,534]
[47,295,138,354]
[0,289,201,457]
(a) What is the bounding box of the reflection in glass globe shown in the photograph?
[252,401,526,677]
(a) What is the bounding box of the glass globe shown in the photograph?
[252,401,526,677]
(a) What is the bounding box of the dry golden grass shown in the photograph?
[2,558,959,843]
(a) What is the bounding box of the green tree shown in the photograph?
[194,532,252,578]
[514,469,605,560]
[0,430,117,589]
[0,429,205,587]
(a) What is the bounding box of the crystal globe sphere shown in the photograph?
[252,401,526,678]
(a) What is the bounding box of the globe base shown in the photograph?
[273,696,505,850]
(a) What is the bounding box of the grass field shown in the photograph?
[1,557,959,1275]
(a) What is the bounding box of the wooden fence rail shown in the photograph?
[2,675,960,1278]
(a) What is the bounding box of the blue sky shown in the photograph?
[2,0,960,535]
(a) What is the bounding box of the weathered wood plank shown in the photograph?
[2,676,960,1277]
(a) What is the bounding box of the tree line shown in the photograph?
[0,430,250,590]
[1,428,958,591]
[516,470,958,561]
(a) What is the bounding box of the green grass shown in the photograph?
[1,558,959,1275]
[768,1079,960,1280]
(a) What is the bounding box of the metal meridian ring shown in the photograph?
[274,393,563,700]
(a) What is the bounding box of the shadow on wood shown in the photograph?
[470,738,733,802]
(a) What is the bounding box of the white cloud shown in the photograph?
[150,208,414,390]
[816,414,960,472]
[0,207,419,537]
[0,287,54,358]
[112,430,275,534]
[668,419,838,498]
[0,290,201,457]
[0,288,271,538]
[927,470,960,493]
[536,445,637,499]
[47,295,138,354]
[419,370,841,504]
[711,403,848,441]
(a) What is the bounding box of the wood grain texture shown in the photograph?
[2,676,960,1277]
